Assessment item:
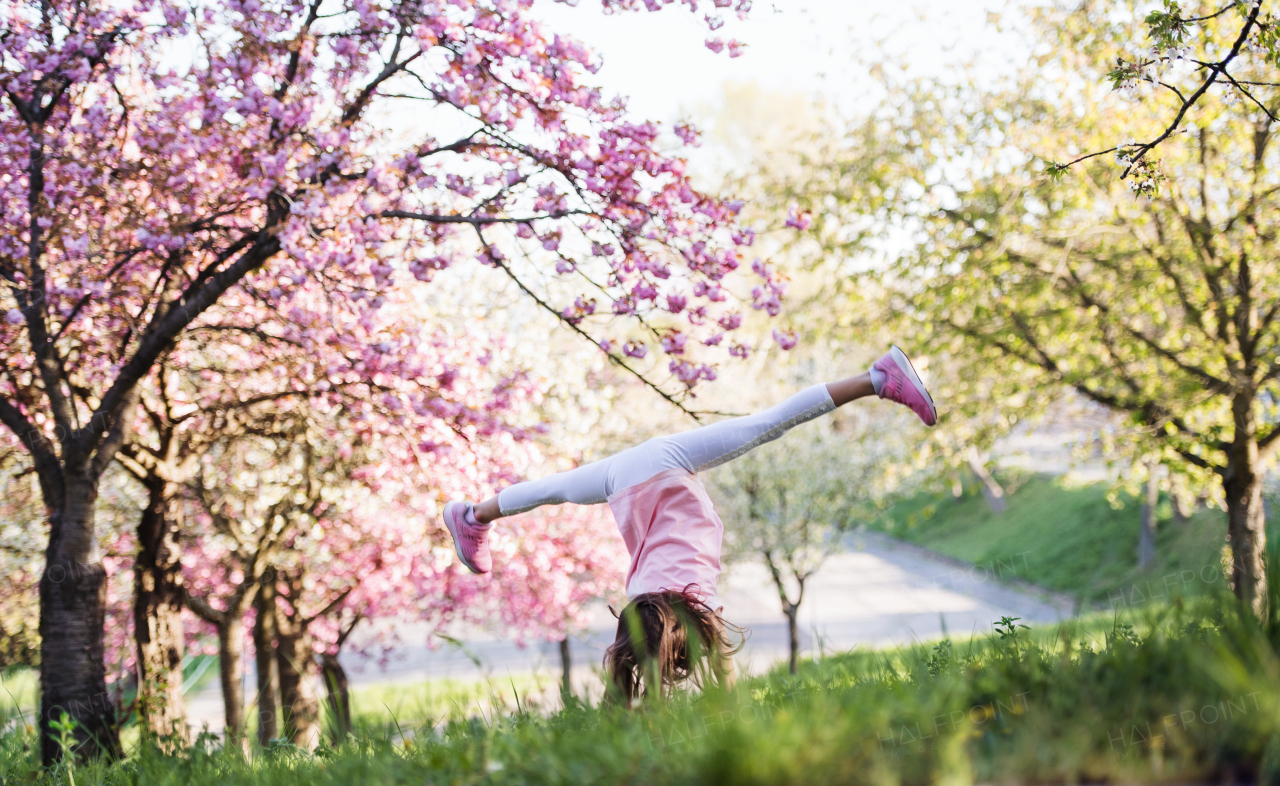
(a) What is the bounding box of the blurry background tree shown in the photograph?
[707,351,915,675]
[481,503,625,704]
[703,83,1044,517]
[736,0,1279,614]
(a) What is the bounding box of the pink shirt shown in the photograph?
[607,468,722,609]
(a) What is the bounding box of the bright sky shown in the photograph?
[533,0,1016,124]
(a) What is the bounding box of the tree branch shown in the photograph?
[1121,2,1263,175]
[78,231,284,458]
[473,228,714,422]
[0,394,63,502]
[381,209,591,225]
[1061,264,1229,391]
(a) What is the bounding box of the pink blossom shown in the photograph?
[773,329,799,350]
[661,331,687,355]
[633,281,658,301]
[717,312,742,331]
[786,205,814,230]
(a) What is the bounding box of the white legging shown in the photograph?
[497,383,836,515]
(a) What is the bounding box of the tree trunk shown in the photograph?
[966,449,1006,515]
[253,579,280,747]
[1222,439,1268,616]
[786,604,800,675]
[216,617,246,741]
[1138,469,1159,568]
[1172,493,1194,525]
[320,653,351,743]
[763,554,807,677]
[276,614,320,750]
[39,481,121,764]
[133,477,187,742]
[559,637,572,702]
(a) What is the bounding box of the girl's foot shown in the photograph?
[872,345,938,426]
[443,501,492,574]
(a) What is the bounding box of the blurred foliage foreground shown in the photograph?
[4,593,1280,785]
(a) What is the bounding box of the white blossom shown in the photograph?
[1114,139,1138,165]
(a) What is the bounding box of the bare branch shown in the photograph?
[80,230,284,458]
[380,209,592,225]
[473,228,720,422]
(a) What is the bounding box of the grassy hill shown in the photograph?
[7,594,1279,785]
[868,473,1270,607]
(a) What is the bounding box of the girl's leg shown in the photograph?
[474,372,876,523]
[826,372,876,407]
[655,374,875,476]
[483,457,615,520]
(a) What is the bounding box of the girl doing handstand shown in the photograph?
[443,346,937,701]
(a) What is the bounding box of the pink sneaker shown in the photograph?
[873,345,938,426]
[443,501,492,574]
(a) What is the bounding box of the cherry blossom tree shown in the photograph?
[115,275,538,737]
[153,291,623,746]
[171,332,536,743]
[98,272,630,743]
[0,0,772,761]
[178,412,626,747]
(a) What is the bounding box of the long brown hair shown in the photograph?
[603,587,744,704]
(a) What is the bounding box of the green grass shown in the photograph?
[0,667,36,728]
[4,594,1280,784]
[346,674,557,739]
[5,476,1278,783]
[870,473,1261,606]
[182,655,221,697]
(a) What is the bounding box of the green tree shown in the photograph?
[1055,0,1280,193]
[709,407,905,674]
[775,1,1280,613]
[705,83,1045,516]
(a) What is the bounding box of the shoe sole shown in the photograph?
[889,345,938,426]
[443,501,483,574]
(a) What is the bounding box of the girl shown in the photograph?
[443,346,937,701]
